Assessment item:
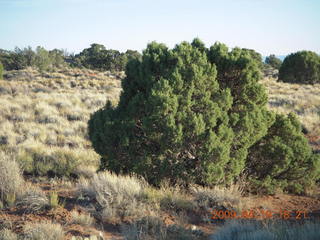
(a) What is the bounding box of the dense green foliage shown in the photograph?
[247,113,320,194]
[89,41,233,185]
[0,44,141,73]
[0,46,67,71]
[265,54,282,69]
[89,39,319,192]
[279,51,320,84]
[206,42,275,183]
[71,43,142,72]
[89,39,273,186]
[0,61,3,80]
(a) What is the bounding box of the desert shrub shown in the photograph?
[265,54,282,70]
[17,147,98,177]
[23,222,64,240]
[210,220,320,240]
[89,39,274,186]
[73,165,97,179]
[279,51,320,84]
[0,229,18,240]
[247,113,320,194]
[71,43,141,72]
[121,216,203,240]
[76,171,145,221]
[70,211,95,226]
[0,62,3,80]
[48,191,59,209]
[192,185,242,212]
[50,149,82,176]
[0,151,24,206]
[17,147,53,175]
[17,186,48,213]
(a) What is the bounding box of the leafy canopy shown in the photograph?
[279,50,320,84]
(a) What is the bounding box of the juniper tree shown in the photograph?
[279,51,320,84]
[265,54,282,70]
[207,42,275,183]
[88,39,276,186]
[247,113,320,194]
[89,41,236,185]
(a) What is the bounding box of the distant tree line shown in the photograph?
[0,47,67,72]
[0,44,142,72]
[69,43,141,72]
[265,54,282,70]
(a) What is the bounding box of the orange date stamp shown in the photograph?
[211,209,310,220]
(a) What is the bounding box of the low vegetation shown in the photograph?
[23,221,64,240]
[279,50,320,84]
[0,67,122,177]
[0,152,24,207]
[210,220,320,240]
[0,40,319,239]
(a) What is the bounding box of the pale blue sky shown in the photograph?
[0,0,319,55]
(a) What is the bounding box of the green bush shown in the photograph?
[89,39,319,191]
[0,46,67,71]
[89,39,274,186]
[247,113,320,194]
[0,62,3,80]
[207,42,274,183]
[279,50,320,84]
[265,54,282,70]
[71,43,141,72]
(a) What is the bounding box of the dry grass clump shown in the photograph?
[191,184,243,213]
[0,228,18,240]
[0,67,120,177]
[210,220,320,240]
[121,216,204,240]
[70,210,95,227]
[23,221,64,240]
[142,183,195,214]
[16,145,99,176]
[17,186,49,213]
[73,165,97,179]
[76,171,146,221]
[261,77,320,136]
[0,151,24,206]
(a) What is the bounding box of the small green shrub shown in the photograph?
[265,55,282,70]
[279,51,320,84]
[247,113,320,194]
[49,191,59,209]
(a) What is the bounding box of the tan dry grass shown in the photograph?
[0,67,121,176]
[261,77,320,136]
